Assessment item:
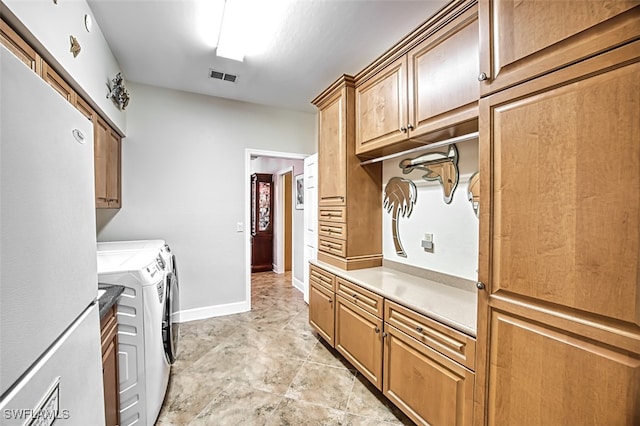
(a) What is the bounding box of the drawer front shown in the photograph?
[319,207,346,223]
[337,277,383,318]
[384,299,476,370]
[309,264,335,291]
[318,221,346,240]
[319,235,346,258]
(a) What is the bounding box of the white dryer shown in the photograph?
[97,249,176,426]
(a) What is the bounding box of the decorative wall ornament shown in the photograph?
[399,144,459,204]
[69,35,81,58]
[384,177,417,258]
[467,172,480,218]
[106,72,130,110]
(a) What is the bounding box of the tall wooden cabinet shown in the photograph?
[475,2,640,424]
[312,76,382,270]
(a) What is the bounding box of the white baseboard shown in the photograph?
[292,277,304,294]
[176,300,250,323]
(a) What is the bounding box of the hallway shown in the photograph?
[156,271,412,425]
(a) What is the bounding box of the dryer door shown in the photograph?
[162,271,179,364]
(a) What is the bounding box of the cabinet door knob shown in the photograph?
[415,326,423,333]
[352,293,358,299]
[374,327,380,333]
[478,72,488,81]
[407,123,414,130]
[382,332,388,338]
[400,126,407,133]
[328,298,332,303]
[476,281,486,290]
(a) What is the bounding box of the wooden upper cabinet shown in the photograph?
[355,56,408,155]
[75,96,95,122]
[0,19,41,74]
[408,5,479,138]
[478,0,640,96]
[41,61,76,104]
[356,1,479,158]
[318,84,349,207]
[106,128,121,208]
[95,117,121,209]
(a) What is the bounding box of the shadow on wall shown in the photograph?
[96,209,119,235]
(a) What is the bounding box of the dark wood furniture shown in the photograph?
[251,173,274,272]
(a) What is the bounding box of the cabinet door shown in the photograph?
[101,307,120,426]
[309,280,335,346]
[384,325,474,426]
[355,56,408,155]
[94,117,110,208]
[476,43,640,426]
[41,61,76,104]
[479,0,639,95]
[408,4,479,138]
[106,129,121,208]
[335,295,383,390]
[75,96,95,122]
[318,89,347,207]
[0,19,41,74]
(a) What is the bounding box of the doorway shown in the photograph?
[244,149,307,311]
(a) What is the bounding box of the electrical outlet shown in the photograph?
[422,233,434,251]
[236,222,244,232]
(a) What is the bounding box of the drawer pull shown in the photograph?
[352,293,358,298]
[416,326,424,333]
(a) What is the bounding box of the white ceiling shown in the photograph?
[87,0,448,113]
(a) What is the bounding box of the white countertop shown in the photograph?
[311,260,477,337]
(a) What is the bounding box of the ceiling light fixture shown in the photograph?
[198,0,292,63]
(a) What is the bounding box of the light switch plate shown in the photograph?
[236,222,244,232]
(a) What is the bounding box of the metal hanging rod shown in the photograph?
[359,131,479,166]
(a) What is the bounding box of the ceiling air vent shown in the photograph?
[209,69,238,83]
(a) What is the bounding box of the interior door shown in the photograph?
[251,173,274,272]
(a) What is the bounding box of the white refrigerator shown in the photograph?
[0,47,105,425]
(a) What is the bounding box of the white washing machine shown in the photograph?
[98,240,180,364]
[97,248,178,426]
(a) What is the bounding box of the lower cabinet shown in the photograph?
[309,280,335,346]
[384,323,474,426]
[100,306,120,426]
[308,264,476,426]
[335,295,384,390]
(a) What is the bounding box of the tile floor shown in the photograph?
[155,271,414,425]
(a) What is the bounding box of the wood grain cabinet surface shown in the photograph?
[312,77,382,270]
[0,19,41,74]
[309,265,336,346]
[95,117,122,209]
[100,306,120,426]
[475,40,640,426]
[309,264,477,426]
[355,0,479,158]
[478,0,639,96]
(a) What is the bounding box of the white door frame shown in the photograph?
[245,149,307,309]
[273,166,294,275]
